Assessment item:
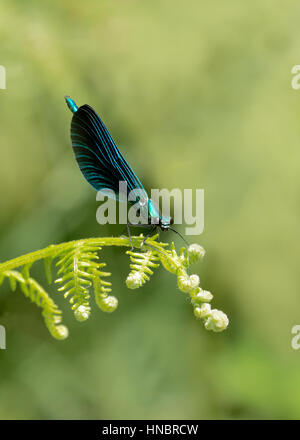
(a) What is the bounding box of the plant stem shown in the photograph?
[0,236,169,273]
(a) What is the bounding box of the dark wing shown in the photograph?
[70,104,148,201]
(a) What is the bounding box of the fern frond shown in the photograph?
[125,249,160,289]
[0,270,67,340]
[0,235,229,338]
[55,242,102,321]
[91,265,118,313]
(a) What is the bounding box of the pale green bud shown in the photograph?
[98,295,118,313]
[51,325,69,340]
[194,303,211,319]
[204,309,229,332]
[191,288,213,303]
[126,272,144,289]
[188,244,206,264]
[189,274,200,289]
[74,305,90,322]
[177,270,200,293]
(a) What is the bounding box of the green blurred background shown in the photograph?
[0,0,300,419]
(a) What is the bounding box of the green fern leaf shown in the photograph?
[126,249,160,289]
[55,242,102,321]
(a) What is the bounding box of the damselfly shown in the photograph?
[65,96,187,248]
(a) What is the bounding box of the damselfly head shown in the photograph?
[159,216,173,231]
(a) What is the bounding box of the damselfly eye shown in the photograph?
[159,216,172,228]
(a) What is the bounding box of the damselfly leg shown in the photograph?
[125,223,155,251]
